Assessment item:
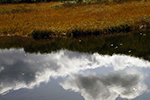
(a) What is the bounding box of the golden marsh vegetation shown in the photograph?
[0,1,150,38]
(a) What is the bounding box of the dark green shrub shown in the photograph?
[29,30,54,39]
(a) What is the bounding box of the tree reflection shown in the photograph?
[0,30,150,61]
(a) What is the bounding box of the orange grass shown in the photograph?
[0,1,150,37]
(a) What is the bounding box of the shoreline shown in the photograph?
[0,23,149,39]
[29,22,150,39]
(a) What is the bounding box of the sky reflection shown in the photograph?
[60,69,147,100]
[0,48,150,100]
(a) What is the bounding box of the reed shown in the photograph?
[0,1,150,38]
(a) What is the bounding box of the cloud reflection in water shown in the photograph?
[0,48,150,99]
[60,69,147,100]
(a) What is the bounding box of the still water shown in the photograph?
[0,48,150,100]
[0,30,150,100]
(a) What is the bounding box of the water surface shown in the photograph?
[0,30,150,100]
[0,48,150,100]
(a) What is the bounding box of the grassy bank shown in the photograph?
[0,1,150,39]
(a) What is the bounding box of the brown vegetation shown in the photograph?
[0,1,150,38]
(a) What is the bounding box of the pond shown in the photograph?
[0,30,150,100]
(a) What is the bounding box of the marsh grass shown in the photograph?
[0,6,33,14]
[0,8,9,14]
[0,1,150,39]
[11,6,33,13]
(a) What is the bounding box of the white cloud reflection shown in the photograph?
[0,48,150,99]
[60,69,147,100]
